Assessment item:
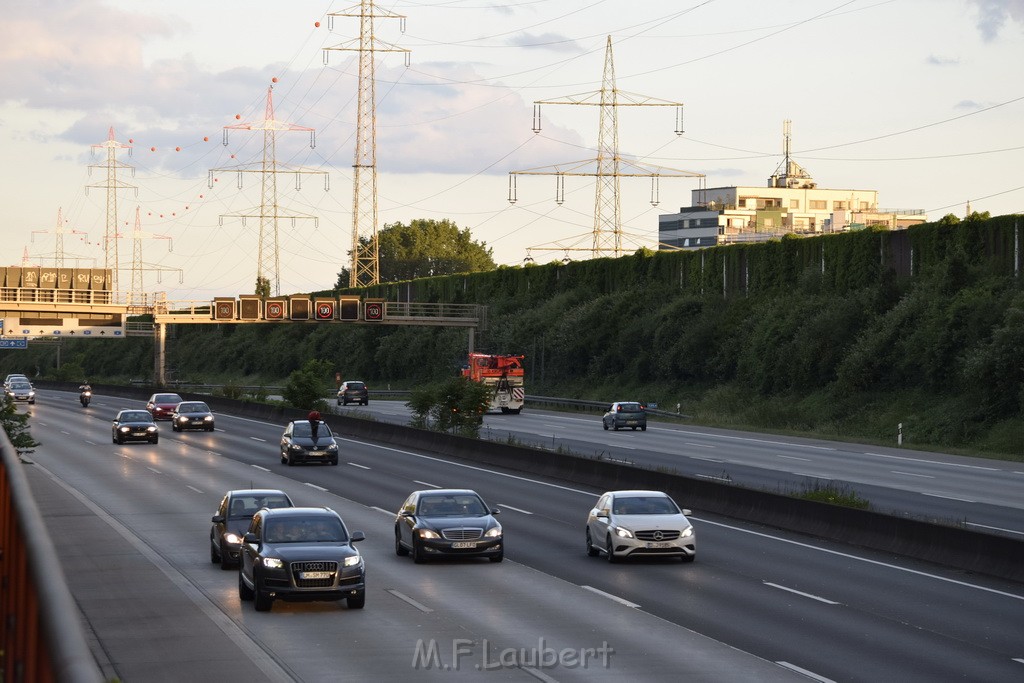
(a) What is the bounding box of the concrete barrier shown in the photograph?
[39,382,1024,583]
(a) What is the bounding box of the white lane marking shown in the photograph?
[776,661,836,682]
[387,589,433,613]
[339,434,1024,601]
[250,465,271,472]
[370,506,393,516]
[60,430,71,435]
[685,442,716,448]
[696,474,732,483]
[580,585,640,609]
[603,457,634,465]
[697,518,1024,602]
[303,483,327,492]
[1012,657,1024,665]
[498,503,533,515]
[690,456,725,463]
[863,452,999,471]
[85,440,97,446]
[922,492,976,503]
[249,437,267,443]
[891,470,935,478]
[348,462,371,470]
[147,467,161,474]
[966,522,1024,536]
[777,455,811,461]
[413,480,442,488]
[793,472,832,480]
[764,582,841,605]
[187,485,204,494]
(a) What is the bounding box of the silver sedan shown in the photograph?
[586,490,696,563]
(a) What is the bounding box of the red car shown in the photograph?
[146,392,183,420]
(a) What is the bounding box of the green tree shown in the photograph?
[407,376,493,437]
[1,395,40,454]
[282,359,333,411]
[255,276,271,298]
[336,219,495,286]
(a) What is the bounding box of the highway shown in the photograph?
[340,400,1024,539]
[22,390,1024,682]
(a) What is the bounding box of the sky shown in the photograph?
[1,0,1022,302]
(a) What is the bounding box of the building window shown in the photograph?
[790,199,800,209]
[834,201,848,210]
[809,200,827,210]
[859,201,870,210]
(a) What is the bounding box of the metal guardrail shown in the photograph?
[0,430,103,683]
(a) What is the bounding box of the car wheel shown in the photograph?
[395,529,409,556]
[489,552,504,563]
[280,453,287,464]
[412,539,427,564]
[363,400,369,406]
[172,423,179,432]
[641,425,647,431]
[612,425,619,431]
[150,437,159,444]
[219,541,233,570]
[586,529,599,557]
[603,422,608,431]
[347,591,366,609]
[631,426,637,431]
[211,536,220,564]
[112,434,118,444]
[207,425,215,432]
[254,585,273,612]
[606,535,619,563]
[286,453,295,466]
[682,554,696,563]
[238,570,254,601]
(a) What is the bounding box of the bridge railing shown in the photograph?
[0,430,103,683]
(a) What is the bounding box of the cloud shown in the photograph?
[954,99,985,109]
[926,54,960,66]
[505,32,584,52]
[967,0,1024,40]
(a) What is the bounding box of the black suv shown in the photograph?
[238,507,366,612]
[336,380,369,406]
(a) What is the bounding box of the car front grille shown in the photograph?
[635,530,682,541]
[441,528,483,541]
[290,561,338,588]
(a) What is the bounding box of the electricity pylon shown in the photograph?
[86,127,137,293]
[509,36,704,259]
[210,86,328,296]
[323,1,410,287]
[31,207,91,268]
[126,206,180,307]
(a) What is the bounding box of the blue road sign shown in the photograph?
[0,338,28,349]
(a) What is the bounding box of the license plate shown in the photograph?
[309,451,325,456]
[626,420,638,425]
[300,571,332,580]
[645,541,673,549]
[451,542,477,549]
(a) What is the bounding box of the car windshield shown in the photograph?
[292,422,332,438]
[344,382,365,390]
[417,495,487,517]
[228,494,291,519]
[9,383,31,390]
[155,394,182,403]
[120,411,152,422]
[612,496,680,515]
[179,402,209,412]
[617,403,643,413]
[264,516,346,543]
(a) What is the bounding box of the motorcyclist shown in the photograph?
[79,382,93,406]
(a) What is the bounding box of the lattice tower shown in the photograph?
[509,37,704,259]
[323,1,409,287]
[87,127,136,293]
[126,206,179,307]
[31,208,90,268]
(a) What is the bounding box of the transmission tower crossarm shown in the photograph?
[536,90,683,107]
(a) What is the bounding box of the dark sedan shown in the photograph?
[146,392,183,420]
[112,409,159,444]
[210,489,294,569]
[238,507,366,612]
[172,401,215,432]
[280,419,339,466]
[394,489,503,563]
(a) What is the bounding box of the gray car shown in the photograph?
[602,401,647,431]
[172,401,215,432]
[586,490,696,563]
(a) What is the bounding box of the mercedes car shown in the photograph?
[238,506,366,612]
[394,489,503,563]
[112,409,159,445]
[585,490,695,563]
[210,489,294,569]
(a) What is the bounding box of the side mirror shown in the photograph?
[596,508,610,518]
[350,530,366,543]
[490,508,501,515]
[243,532,258,544]
[211,514,225,523]
[399,510,413,517]
[682,509,692,516]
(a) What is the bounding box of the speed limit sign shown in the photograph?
[265,301,285,319]
[315,300,335,320]
[364,301,384,321]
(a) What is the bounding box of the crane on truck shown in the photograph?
[462,353,525,414]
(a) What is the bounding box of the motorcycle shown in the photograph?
[80,390,92,407]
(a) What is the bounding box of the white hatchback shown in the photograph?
[586,490,696,563]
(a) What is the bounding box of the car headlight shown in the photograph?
[614,526,634,539]
[262,557,284,569]
[177,416,188,423]
[419,529,440,539]
[290,443,304,451]
[224,533,241,545]
[118,426,130,433]
[204,416,213,422]
[484,527,502,538]
[327,444,338,451]
[681,526,694,538]
[146,426,157,433]
[343,555,361,567]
